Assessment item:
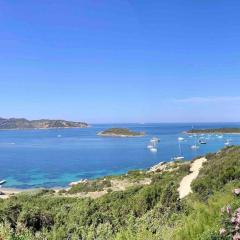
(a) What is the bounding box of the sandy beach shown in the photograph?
[0,187,27,199]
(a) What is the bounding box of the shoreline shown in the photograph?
[0,186,66,199]
[0,157,197,199]
[0,126,89,131]
[184,131,240,135]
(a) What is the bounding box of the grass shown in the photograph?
[171,184,237,240]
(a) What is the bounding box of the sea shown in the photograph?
[0,123,240,189]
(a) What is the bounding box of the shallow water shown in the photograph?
[0,123,240,188]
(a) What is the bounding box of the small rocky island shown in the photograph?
[187,128,240,134]
[98,128,145,137]
[0,117,88,130]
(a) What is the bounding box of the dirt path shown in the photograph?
[178,157,207,199]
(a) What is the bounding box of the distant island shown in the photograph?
[187,128,240,134]
[0,117,88,130]
[98,128,145,137]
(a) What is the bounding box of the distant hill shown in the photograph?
[0,117,88,129]
[98,128,145,137]
[187,128,240,134]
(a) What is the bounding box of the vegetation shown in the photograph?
[0,117,88,129]
[187,128,240,134]
[68,179,111,194]
[192,146,240,201]
[98,128,144,137]
[0,146,240,239]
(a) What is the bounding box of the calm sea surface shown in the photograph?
[0,123,240,188]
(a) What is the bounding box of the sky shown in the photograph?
[0,0,240,123]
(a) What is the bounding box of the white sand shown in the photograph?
[178,157,207,199]
[0,187,26,199]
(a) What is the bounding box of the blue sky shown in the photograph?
[0,0,240,123]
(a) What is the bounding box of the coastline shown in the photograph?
[0,126,89,131]
[0,157,198,199]
[184,131,240,135]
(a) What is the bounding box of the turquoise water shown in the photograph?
[0,123,240,188]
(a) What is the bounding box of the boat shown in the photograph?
[147,144,154,149]
[0,180,6,185]
[178,137,185,141]
[173,139,184,160]
[173,156,184,161]
[148,137,159,152]
[69,179,87,187]
[191,144,199,150]
[224,139,231,146]
[150,147,157,153]
[150,137,160,143]
[191,134,199,150]
[199,139,207,144]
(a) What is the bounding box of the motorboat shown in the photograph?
[0,180,6,185]
[199,139,207,144]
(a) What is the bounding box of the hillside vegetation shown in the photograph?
[0,118,88,129]
[98,128,144,137]
[0,146,240,239]
[187,128,240,134]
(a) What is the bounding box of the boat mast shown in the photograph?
[179,141,182,156]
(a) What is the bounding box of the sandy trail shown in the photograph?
[178,157,207,199]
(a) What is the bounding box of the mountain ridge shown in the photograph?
[0,117,88,129]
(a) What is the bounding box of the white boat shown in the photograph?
[148,137,159,151]
[224,140,231,146]
[191,144,199,150]
[0,180,6,185]
[150,137,160,143]
[150,147,157,152]
[218,135,223,139]
[69,179,87,187]
[199,139,207,144]
[191,134,199,150]
[178,137,185,141]
[173,156,184,161]
[147,144,154,149]
[173,139,184,160]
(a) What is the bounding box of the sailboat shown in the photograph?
[147,137,159,152]
[224,139,231,146]
[150,137,160,143]
[191,135,199,150]
[173,138,184,160]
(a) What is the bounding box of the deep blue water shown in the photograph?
[0,123,240,188]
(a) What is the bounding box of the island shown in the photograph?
[0,117,88,130]
[186,127,240,134]
[98,128,145,137]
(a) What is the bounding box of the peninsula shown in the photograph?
[187,128,240,134]
[98,128,144,137]
[0,117,88,130]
